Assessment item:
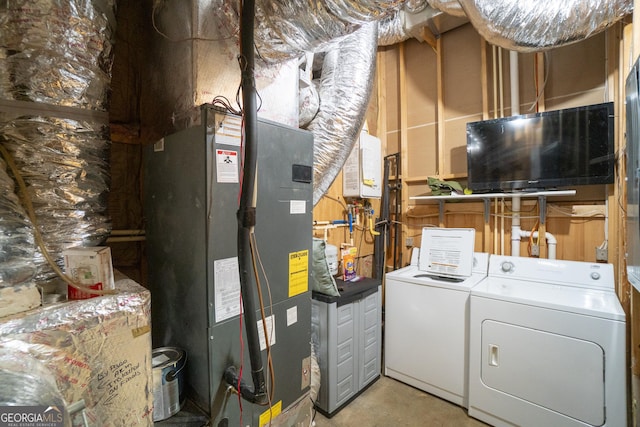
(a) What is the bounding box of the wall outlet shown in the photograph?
[596,247,608,262]
[405,237,413,247]
[531,244,540,257]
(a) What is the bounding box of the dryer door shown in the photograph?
[481,320,605,425]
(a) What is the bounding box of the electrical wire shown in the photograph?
[212,95,243,116]
[0,143,116,296]
[322,193,348,211]
[250,232,276,408]
[236,55,263,112]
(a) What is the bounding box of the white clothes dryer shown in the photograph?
[384,252,489,407]
[468,255,626,427]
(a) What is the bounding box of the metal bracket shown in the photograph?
[483,198,491,223]
[538,196,547,224]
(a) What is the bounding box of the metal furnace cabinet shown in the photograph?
[144,105,314,426]
[311,278,382,416]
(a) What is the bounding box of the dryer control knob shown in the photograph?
[590,272,601,280]
[501,261,514,272]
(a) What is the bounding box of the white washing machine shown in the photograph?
[468,255,626,427]
[384,252,490,407]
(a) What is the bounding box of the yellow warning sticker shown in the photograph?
[288,250,309,297]
[259,400,282,427]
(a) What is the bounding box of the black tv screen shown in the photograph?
[466,102,615,192]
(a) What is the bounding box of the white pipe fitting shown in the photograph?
[519,230,557,260]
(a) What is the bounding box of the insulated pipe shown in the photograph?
[224,0,268,406]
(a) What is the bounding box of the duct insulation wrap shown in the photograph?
[0,346,71,427]
[308,22,378,206]
[428,0,466,17]
[255,0,405,62]
[378,9,413,46]
[0,157,36,288]
[458,0,632,52]
[0,113,111,283]
[0,276,153,426]
[0,0,116,286]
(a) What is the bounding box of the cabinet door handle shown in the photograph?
[488,344,499,367]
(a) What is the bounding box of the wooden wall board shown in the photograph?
[406,183,432,199]
[406,125,438,177]
[545,88,607,110]
[386,130,401,157]
[404,38,438,128]
[545,32,607,102]
[442,24,483,117]
[443,115,481,176]
[382,45,401,132]
[404,199,607,262]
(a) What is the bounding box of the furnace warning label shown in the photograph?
[288,250,309,297]
[216,149,239,183]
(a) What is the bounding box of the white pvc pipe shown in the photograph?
[519,230,558,260]
[510,50,520,115]
[511,196,521,256]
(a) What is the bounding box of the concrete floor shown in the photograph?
[312,376,488,427]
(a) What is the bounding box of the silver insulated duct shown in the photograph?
[255,0,404,62]
[0,156,36,293]
[0,0,116,285]
[428,0,466,18]
[252,0,404,205]
[458,0,633,52]
[307,22,379,205]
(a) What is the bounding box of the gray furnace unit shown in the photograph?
[144,105,313,426]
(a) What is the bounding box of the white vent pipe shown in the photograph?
[510,50,520,116]
[511,196,523,256]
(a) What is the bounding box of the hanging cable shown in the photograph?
[0,143,116,296]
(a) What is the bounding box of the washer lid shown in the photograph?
[386,264,487,291]
[472,277,625,321]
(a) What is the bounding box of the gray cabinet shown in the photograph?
[311,278,382,416]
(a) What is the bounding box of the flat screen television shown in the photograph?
[466,102,615,192]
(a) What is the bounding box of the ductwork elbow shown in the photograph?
[307,22,378,206]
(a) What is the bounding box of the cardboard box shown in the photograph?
[63,246,115,299]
